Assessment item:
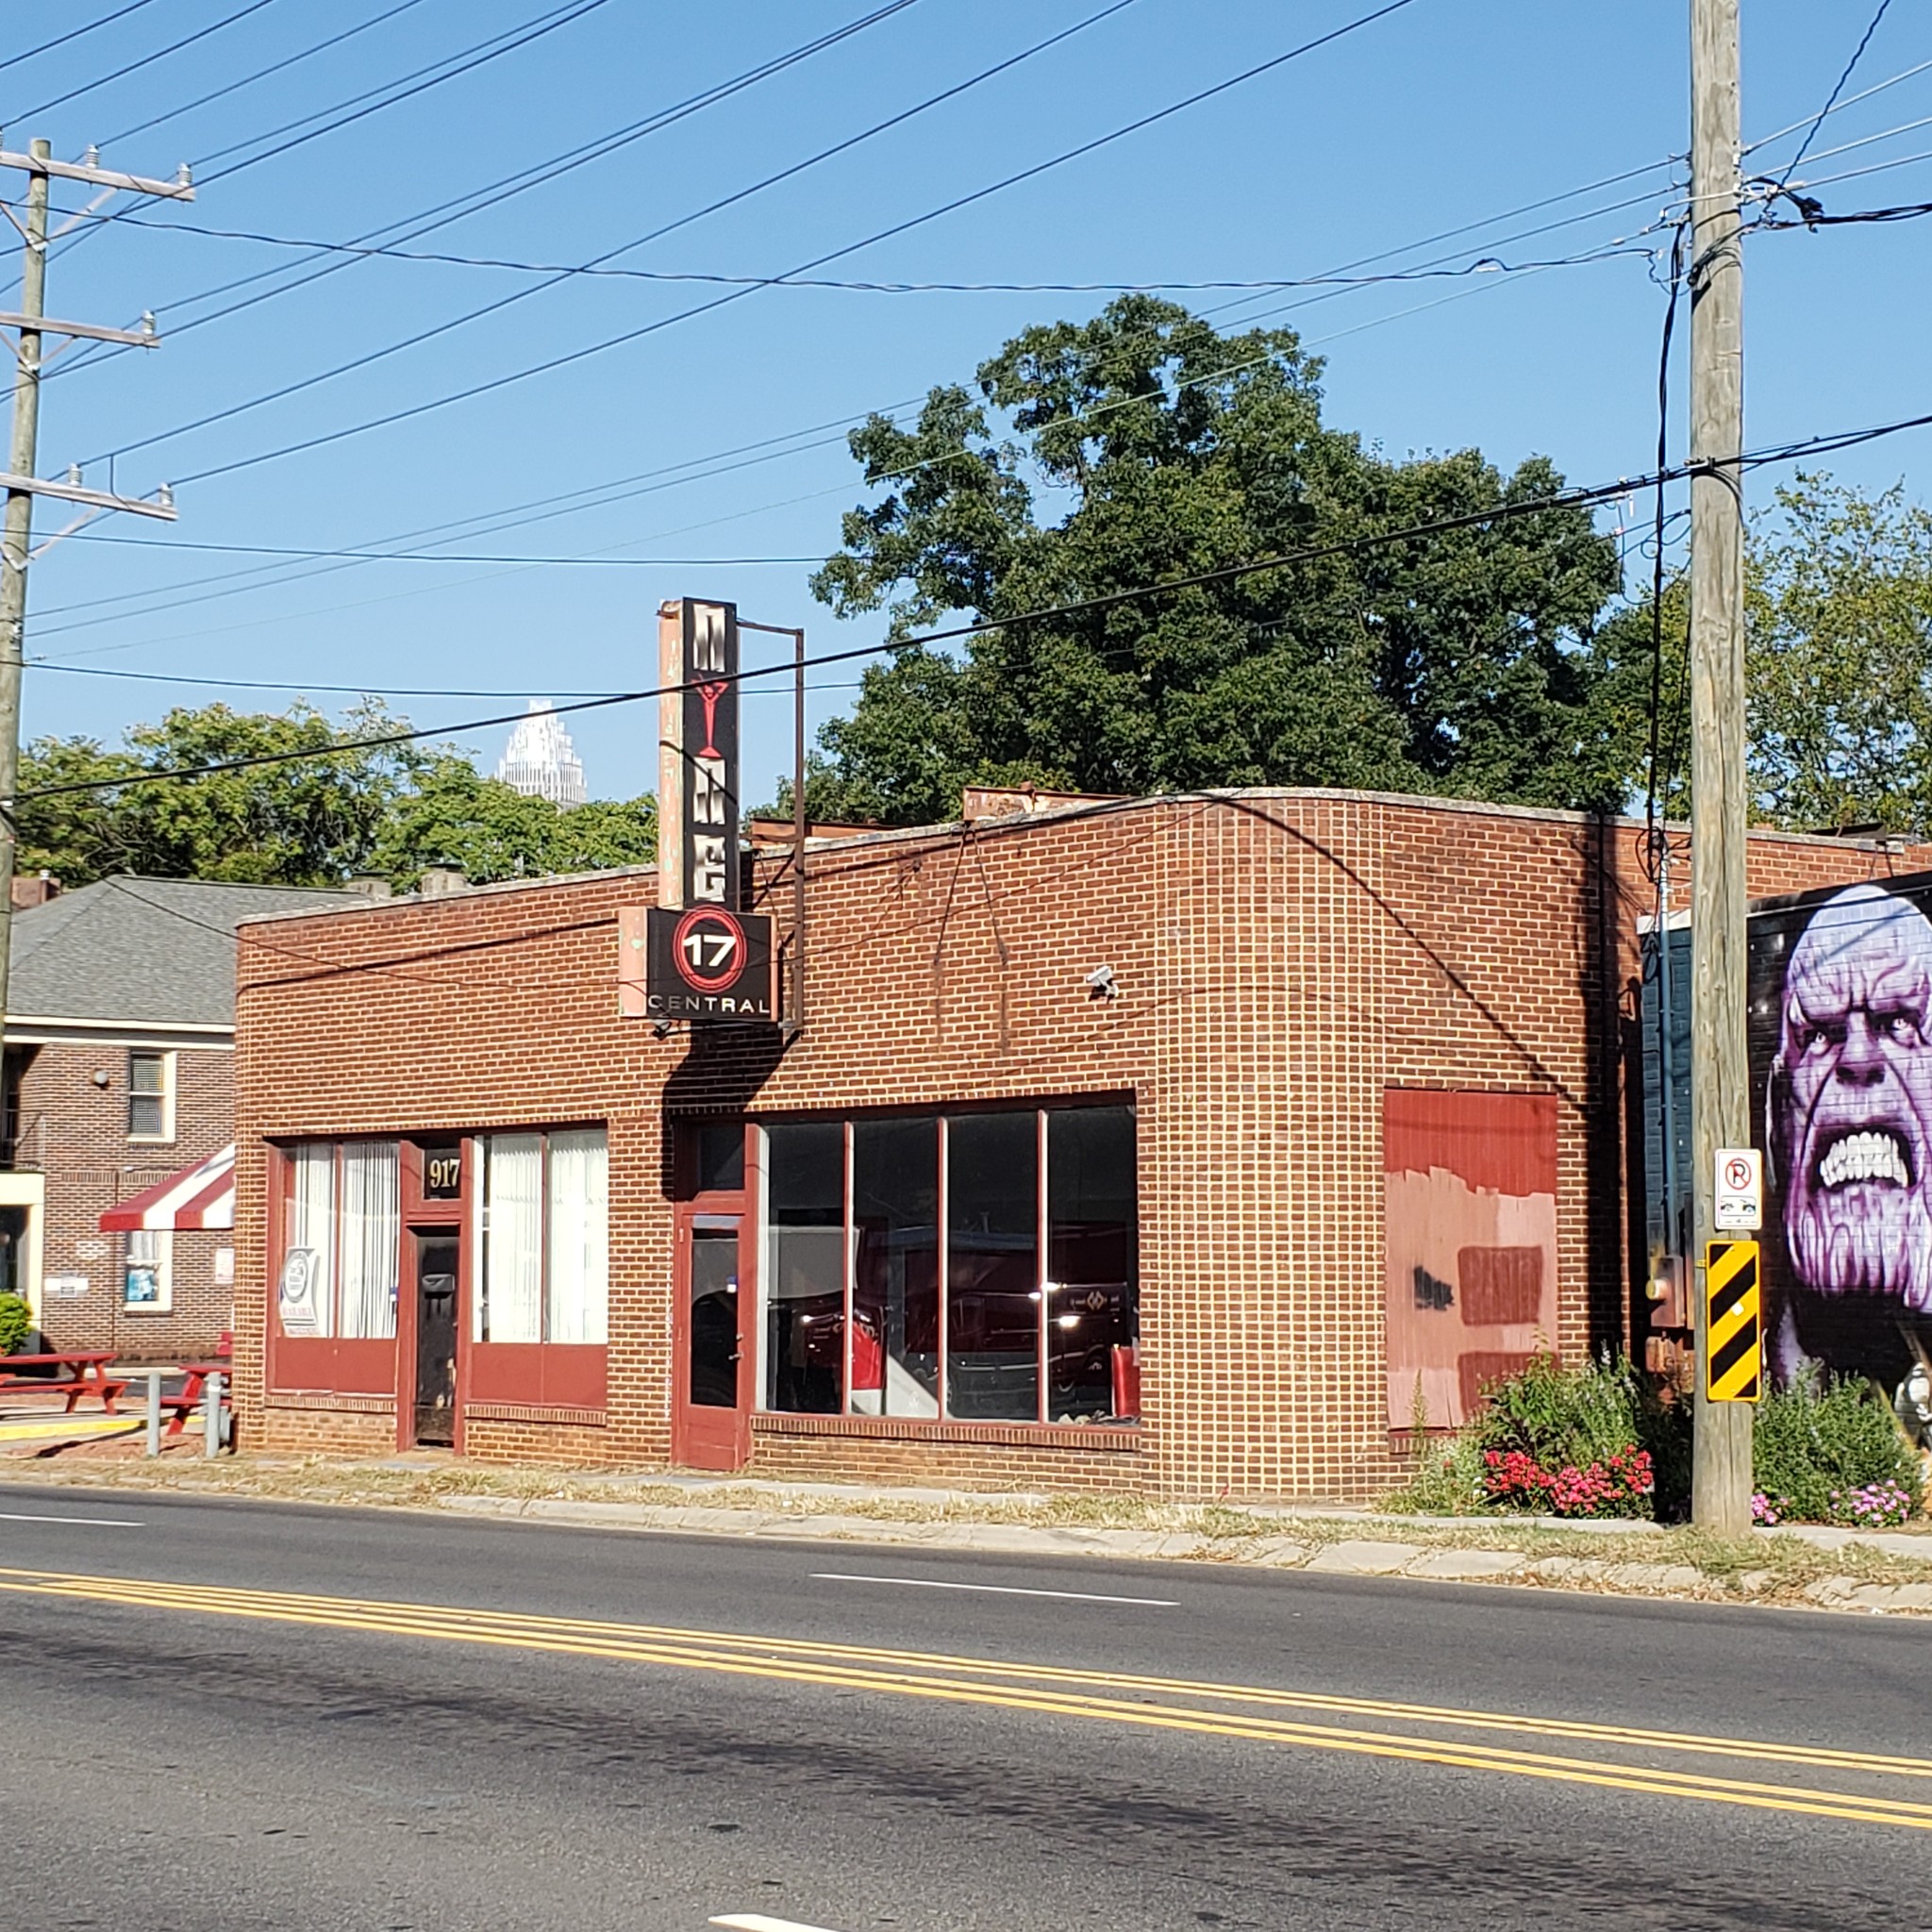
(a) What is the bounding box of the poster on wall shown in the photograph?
[1748,873,1932,1397]
[1383,1088,1559,1429]
[277,1246,321,1338]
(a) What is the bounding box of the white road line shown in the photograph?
[811,1572,1177,1607]
[0,1509,143,1526]
[711,1916,849,1932]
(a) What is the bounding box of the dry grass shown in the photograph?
[8,1452,1932,1608]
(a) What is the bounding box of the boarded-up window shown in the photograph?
[1384,1090,1558,1430]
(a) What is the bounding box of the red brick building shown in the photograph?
[229,788,1926,1501]
[3,875,363,1360]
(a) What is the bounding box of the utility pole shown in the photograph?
[0,137,191,1037]
[1687,0,1752,1534]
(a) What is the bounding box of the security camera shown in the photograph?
[1084,964,1118,1001]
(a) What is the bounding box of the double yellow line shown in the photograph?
[4,1562,1927,1832]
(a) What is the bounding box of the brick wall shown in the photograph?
[18,1040,236,1360]
[230,791,1930,1500]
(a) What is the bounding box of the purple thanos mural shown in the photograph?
[1768,883,1932,1381]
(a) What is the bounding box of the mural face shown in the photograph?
[1772,885,1932,1310]
[1750,874,1932,1390]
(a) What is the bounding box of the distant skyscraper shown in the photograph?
[495,700,587,807]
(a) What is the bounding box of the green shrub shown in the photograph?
[1469,1351,1643,1470]
[1384,1354,1668,1520]
[1752,1371,1923,1525]
[0,1291,33,1354]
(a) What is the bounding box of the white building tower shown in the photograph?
[495,700,588,807]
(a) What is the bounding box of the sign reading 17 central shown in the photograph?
[634,596,775,1024]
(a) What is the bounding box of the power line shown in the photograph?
[1742,53,1932,156]
[35,206,1657,292]
[0,0,163,79]
[23,658,865,700]
[89,0,1425,486]
[1769,0,1895,197]
[56,537,823,565]
[23,400,1932,806]
[198,0,618,183]
[96,0,437,149]
[9,0,283,123]
[35,0,927,373]
[71,0,1136,466]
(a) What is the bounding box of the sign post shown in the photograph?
[623,596,774,1026]
[1703,1238,1762,1404]
[1714,1147,1762,1231]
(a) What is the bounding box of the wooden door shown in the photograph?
[673,1212,750,1469]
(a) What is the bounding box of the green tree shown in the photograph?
[1585,476,1932,833]
[806,297,1623,824]
[369,753,656,889]
[16,701,656,890]
[18,700,424,886]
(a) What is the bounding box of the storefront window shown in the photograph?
[1047,1107,1139,1422]
[761,1104,1137,1425]
[474,1128,608,1344]
[853,1118,941,1417]
[765,1123,844,1413]
[946,1113,1040,1422]
[280,1141,399,1340]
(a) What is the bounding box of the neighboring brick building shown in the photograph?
[228,789,1929,1501]
[3,875,364,1360]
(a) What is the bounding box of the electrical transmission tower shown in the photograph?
[0,135,192,1031]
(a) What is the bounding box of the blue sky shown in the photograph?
[4,0,1928,806]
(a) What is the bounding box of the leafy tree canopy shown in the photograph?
[804,296,1624,824]
[1586,475,1932,834]
[17,700,656,891]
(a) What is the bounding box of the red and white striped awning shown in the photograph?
[100,1144,235,1232]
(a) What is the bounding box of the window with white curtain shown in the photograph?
[279,1141,399,1340]
[338,1141,400,1339]
[287,1142,338,1339]
[475,1128,607,1343]
[546,1128,608,1344]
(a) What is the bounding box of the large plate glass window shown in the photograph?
[760,1104,1136,1425]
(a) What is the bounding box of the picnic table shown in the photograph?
[152,1361,229,1441]
[0,1351,128,1414]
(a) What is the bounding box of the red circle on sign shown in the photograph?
[1725,1158,1752,1191]
[672,908,746,992]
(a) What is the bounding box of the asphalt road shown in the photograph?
[2,1485,1929,1931]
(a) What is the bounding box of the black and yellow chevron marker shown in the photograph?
[1704,1239,1762,1403]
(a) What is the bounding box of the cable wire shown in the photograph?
[9,0,283,123]
[96,0,437,149]
[111,0,1431,488]
[1769,0,1895,197]
[73,0,1136,467]
[0,0,163,80]
[23,399,1932,805]
[39,0,926,382]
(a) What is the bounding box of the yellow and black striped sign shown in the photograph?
[1705,1239,1762,1403]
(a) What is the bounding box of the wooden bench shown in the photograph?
[0,1351,128,1414]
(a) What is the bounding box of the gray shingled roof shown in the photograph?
[8,877,367,1028]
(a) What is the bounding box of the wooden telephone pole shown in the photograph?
[1687,0,1753,1534]
[0,137,191,1032]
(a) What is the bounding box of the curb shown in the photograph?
[431,1495,1932,1613]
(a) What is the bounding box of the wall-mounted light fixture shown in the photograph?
[90,1068,111,1089]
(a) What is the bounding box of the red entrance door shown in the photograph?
[673,1212,751,1469]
